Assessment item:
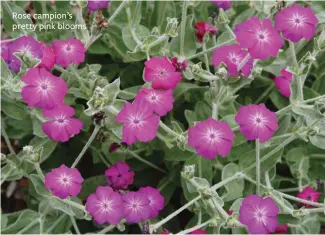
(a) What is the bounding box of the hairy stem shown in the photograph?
[71,125,101,168]
[177,219,213,234]
[107,0,128,25]
[70,215,81,235]
[1,120,16,155]
[180,0,188,56]
[124,149,167,174]
[255,140,261,195]
[186,38,235,60]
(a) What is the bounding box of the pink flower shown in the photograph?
[45,164,84,199]
[274,69,293,98]
[105,161,135,190]
[86,186,124,225]
[235,17,284,60]
[144,56,182,90]
[2,36,43,72]
[194,22,217,43]
[188,117,235,159]
[275,4,318,42]
[1,42,21,73]
[272,224,288,234]
[212,44,253,77]
[297,186,321,208]
[161,229,170,234]
[115,101,160,145]
[211,0,232,10]
[52,38,86,68]
[21,68,68,110]
[134,88,174,116]
[39,43,55,70]
[42,104,83,142]
[171,57,188,72]
[239,195,279,234]
[88,0,110,11]
[235,104,278,143]
[189,229,208,234]
[139,186,165,218]
[122,191,151,223]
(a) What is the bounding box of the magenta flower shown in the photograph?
[21,68,68,110]
[235,104,278,143]
[272,224,288,234]
[170,57,188,72]
[212,44,254,77]
[297,186,321,208]
[115,101,160,145]
[1,42,21,73]
[161,229,170,234]
[239,195,279,234]
[88,0,109,11]
[189,229,208,234]
[274,69,293,98]
[52,38,86,68]
[39,43,55,70]
[45,164,84,199]
[105,161,135,190]
[144,56,182,90]
[235,17,284,60]
[134,88,174,116]
[122,191,151,223]
[139,186,164,218]
[211,0,232,10]
[86,186,124,225]
[2,36,43,72]
[194,22,217,43]
[188,117,235,159]
[275,4,318,42]
[42,104,83,142]
[10,36,43,58]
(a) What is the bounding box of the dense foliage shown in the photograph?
[1,0,325,234]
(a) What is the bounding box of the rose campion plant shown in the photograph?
[1,1,325,235]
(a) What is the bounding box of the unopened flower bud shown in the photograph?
[181,164,196,179]
[165,18,179,37]
[218,8,230,24]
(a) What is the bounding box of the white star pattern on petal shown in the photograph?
[125,197,144,212]
[57,173,72,186]
[127,112,145,129]
[18,44,33,57]
[289,13,307,28]
[253,206,268,224]
[249,112,268,128]
[36,79,54,96]
[227,52,241,65]
[202,127,222,145]
[54,114,69,127]
[255,29,271,43]
[145,91,161,104]
[96,198,114,214]
[62,44,75,55]
[155,67,168,80]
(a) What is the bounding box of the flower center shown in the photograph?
[41,84,48,90]
[256,118,261,123]
[59,174,72,185]
[151,95,156,100]
[58,118,65,123]
[295,18,300,24]
[258,34,265,39]
[66,45,71,51]
[133,119,140,124]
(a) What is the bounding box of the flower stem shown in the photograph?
[289,41,298,68]
[159,121,185,141]
[1,120,16,155]
[124,149,167,174]
[176,219,213,234]
[202,42,211,73]
[225,24,236,38]
[17,219,39,234]
[71,125,101,168]
[277,191,325,208]
[255,140,261,195]
[212,102,218,120]
[61,197,86,212]
[107,0,128,25]
[34,163,45,180]
[70,215,81,235]
[243,135,297,173]
[186,38,235,60]
[46,214,66,233]
[237,54,250,72]
[147,34,169,50]
[180,0,188,56]
[97,224,115,234]
[151,195,201,232]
